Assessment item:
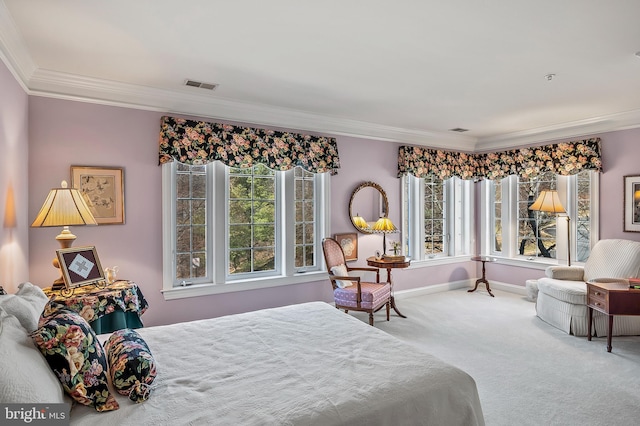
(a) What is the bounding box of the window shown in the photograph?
[162,162,329,299]
[228,164,277,275]
[175,163,208,282]
[294,168,317,269]
[485,170,598,263]
[492,179,502,253]
[424,175,446,256]
[517,171,557,258]
[402,174,473,261]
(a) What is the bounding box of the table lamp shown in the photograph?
[529,190,571,266]
[352,213,369,230]
[31,180,98,289]
[372,216,398,256]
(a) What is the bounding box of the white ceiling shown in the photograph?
[2,0,640,151]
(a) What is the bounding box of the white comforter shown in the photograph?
[71,302,484,425]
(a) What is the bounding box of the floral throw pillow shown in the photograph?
[31,308,119,412]
[104,329,157,403]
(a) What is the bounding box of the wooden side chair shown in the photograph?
[321,238,391,326]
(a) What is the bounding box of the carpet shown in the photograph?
[350,288,640,426]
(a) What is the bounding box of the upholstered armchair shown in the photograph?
[322,238,391,326]
[536,239,640,336]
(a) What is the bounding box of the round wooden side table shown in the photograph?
[468,255,497,297]
[366,256,411,318]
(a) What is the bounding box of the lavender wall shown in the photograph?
[0,60,29,292]
[26,97,474,326]
[19,72,640,326]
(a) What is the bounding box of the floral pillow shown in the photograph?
[104,329,157,403]
[31,308,119,412]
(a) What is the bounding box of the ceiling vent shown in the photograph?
[449,128,469,133]
[184,79,218,90]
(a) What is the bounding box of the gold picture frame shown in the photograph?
[71,166,125,225]
[624,175,640,232]
[335,232,358,261]
[56,246,105,289]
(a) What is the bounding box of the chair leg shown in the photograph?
[369,312,374,326]
[386,301,390,321]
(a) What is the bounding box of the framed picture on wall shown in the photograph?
[624,175,640,232]
[71,166,125,225]
[335,232,358,261]
[56,246,106,289]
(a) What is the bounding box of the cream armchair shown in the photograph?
[536,239,640,336]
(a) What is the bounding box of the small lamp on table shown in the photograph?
[31,180,98,289]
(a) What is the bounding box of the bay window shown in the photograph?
[483,170,599,264]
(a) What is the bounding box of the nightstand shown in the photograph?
[44,280,148,334]
[587,279,640,352]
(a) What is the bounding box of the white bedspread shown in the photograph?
[71,302,484,425]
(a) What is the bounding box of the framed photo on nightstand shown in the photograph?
[56,246,106,289]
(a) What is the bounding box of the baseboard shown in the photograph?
[394,279,527,300]
[394,279,472,299]
[488,280,528,296]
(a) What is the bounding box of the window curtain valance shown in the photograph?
[398,138,602,180]
[158,116,340,174]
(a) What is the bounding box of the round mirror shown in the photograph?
[349,181,389,234]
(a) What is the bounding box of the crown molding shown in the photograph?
[0,0,36,90]
[475,109,640,150]
[27,68,478,151]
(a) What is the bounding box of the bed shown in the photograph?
[2,286,484,425]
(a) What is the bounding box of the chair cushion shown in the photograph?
[330,264,354,288]
[537,278,586,305]
[334,282,390,310]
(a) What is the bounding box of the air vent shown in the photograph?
[449,128,469,133]
[184,79,218,90]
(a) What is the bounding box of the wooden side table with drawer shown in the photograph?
[587,279,640,352]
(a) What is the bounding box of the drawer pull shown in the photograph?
[595,302,601,307]
[594,291,601,296]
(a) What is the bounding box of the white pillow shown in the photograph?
[330,264,354,288]
[0,310,65,403]
[0,282,49,332]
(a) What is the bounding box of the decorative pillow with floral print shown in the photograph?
[104,328,157,403]
[30,308,119,412]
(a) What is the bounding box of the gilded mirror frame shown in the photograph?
[348,181,389,234]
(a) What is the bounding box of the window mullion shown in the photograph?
[282,170,294,275]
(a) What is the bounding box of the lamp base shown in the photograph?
[51,280,66,291]
[51,226,76,291]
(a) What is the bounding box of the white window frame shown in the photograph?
[161,162,330,300]
[480,171,599,267]
[402,174,474,263]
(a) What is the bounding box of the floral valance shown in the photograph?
[159,116,340,174]
[398,138,602,180]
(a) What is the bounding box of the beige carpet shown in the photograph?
[349,288,640,426]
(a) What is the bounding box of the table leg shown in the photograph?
[386,268,407,318]
[467,261,494,297]
[607,315,614,353]
[587,307,593,341]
